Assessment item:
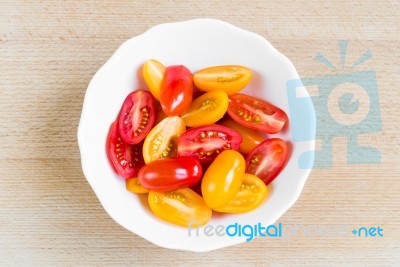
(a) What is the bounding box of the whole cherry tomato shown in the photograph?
[213,174,268,213]
[181,90,229,127]
[107,121,145,179]
[193,65,252,95]
[177,125,242,163]
[201,150,245,209]
[246,138,289,185]
[118,90,156,144]
[138,157,202,192]
[160,65,193,116]
[148,188,212,227]
[228,93,288,134]
[142,59,165,101]
[126,177,148,194]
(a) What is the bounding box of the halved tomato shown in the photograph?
[213,174,268,213]
[193,65,252,95]
[148,188,212,227]
[245,138,289,185]
[228,93,288,134]
[181,90,229,127]
[118,90,156,144]
[160,65,193,116]
[177,125,242,163]
[142,59,165,101]
[126,177,148,194]
[107,121,145,179]
[138,157,202,192]
[143,116,186,163]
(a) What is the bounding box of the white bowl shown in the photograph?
[78,18,315,251]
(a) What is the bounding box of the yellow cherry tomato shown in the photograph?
[143,116,186,163]
[214,174,268,213]
[126,177,148,194]
[142,59,166,100]
[148,188,212,227]
[201,150,245,209]
[221,119,265,154]
[181,91,229,127]
[193,65,252,95]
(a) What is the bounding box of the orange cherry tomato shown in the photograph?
[143,116,186,163]
[193,65,252,95]
[213,174,268,213]
[181,90,229,127]
[142,59,165,101]
[201,150,245,209]
[148,188,212,227]
[221,119,265,155]
[126,177,148,194]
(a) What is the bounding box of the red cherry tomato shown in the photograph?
[107,121,145,179]
[138,157,202,192]
[160,65,193,116]
[118,90,156,144]
[228,93,288,134]
[245,138,289,185]
[177,125,242,163]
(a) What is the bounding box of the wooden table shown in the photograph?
[1,1,399,266]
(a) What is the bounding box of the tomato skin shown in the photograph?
[228,93,288,134]
[160,65,193,116]
[193,65,252,95]
[213,174,268,213]
[138,157,202,192]
[245,138,289,185]
[143,116,186,163]
[118,90,156,144]
[181,90,229,127]
[201,150,245,209]
[221,119,265,155]
[177,125,242,163]
[126,177,149,194]
[142,59,165,101]
[107,121,145,179]
[148,188,212,227]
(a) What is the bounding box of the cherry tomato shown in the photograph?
[118,90,156,144]
[181,91,229,127]
[138,157,202,192]
[107,121,145,179]
[201,150,245,209]
[160,65,193,116]
[193,65,252,95]
[126,177,148,194]
[214,174,268,213]
[143,116,186,163]
[142,59,166,101]
[221,119,265,155]
[148,188,212,227]
[177,125,242,163]
[246,138,289,185]
[228,93,288,134]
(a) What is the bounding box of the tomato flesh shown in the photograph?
[148,188,212,227]
[228,93,288,134]
[193,65,252,95]
[138,157,202,192]
[201,150,245,209]
[160,65,193,116]
[177,125,242,163]
[118,90,156,144]
[107,121,145,179]
[214,174,268,213]
[246,138,289,185]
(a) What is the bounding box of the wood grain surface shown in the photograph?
[1,1,399,266]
